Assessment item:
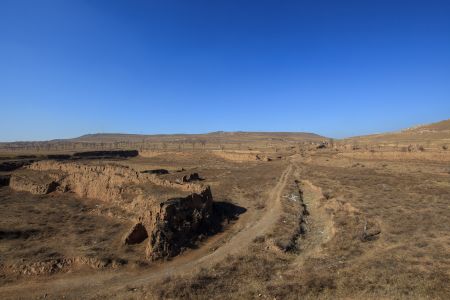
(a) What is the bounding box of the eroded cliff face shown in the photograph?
[9,160,214,260]
[146,187,213,260]
[10,170,62,194]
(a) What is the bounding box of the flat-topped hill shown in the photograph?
[71,131,326,143]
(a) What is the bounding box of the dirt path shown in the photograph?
[294,179,335,264]
[0,164,294,299]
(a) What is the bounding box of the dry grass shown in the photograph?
[0,145,449,299]
[145,152,450,299]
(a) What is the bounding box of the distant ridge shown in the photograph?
[69,131,326,143]
[1,119,448,146]
[346,118,450,144]
[403,119,450,132]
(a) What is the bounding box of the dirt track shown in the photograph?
[0,164,294,299]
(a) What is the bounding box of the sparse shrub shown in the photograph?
[418,145,425,152]
[253,235,265,243]
[442,145,448,150]
[323,191,333,200]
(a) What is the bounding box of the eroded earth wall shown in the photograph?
[9,160,214,260]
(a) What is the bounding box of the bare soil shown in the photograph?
[0,129,449,299]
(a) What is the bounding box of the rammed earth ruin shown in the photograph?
[10,160,215,260]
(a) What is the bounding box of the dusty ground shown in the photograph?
[0,139,449,299]
[144,150,450,300]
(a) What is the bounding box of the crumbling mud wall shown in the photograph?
[139,150,188,158]
[9,160,215,260]
[145,187,213,259]
[10,170,62,194]
[211,150,270,162]
[28,160,204,195]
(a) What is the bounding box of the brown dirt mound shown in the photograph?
[146,187,214,260]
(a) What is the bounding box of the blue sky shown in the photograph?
[1,0,449,141]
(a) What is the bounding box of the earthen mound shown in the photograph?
[9,160,216,260]
[146,187,213,259]
[212,150,262,162]
[10,170,61,194]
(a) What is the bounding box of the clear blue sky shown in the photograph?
[1,0,449,141]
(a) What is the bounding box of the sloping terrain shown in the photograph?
[345,119,450,145]
[0,120,449,299]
